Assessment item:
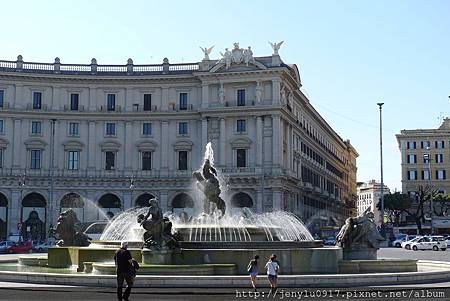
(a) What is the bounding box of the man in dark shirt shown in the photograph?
[114,241,134,301]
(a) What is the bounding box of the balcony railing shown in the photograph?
[0,57,200,76]
[221,167,256,174]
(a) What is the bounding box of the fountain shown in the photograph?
[5,143,448,288]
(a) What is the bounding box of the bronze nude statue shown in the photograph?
[138,198,180,250]
[193,159,226,216]
[52,209,91,247]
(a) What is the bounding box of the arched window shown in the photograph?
[172,193,194,208]
[60,193,84,208]
[22,193,46,207]
[21,193,46,241]
[98,194,122,219]
[60,193,85,221]
[0,193,7,240]
[135,193,156,207]
[231,192,253,208]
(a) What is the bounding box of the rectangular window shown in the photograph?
[106,123,116,136]
[107,94,116,111]
[421,141,430,149]
[142,123,152,135]
[105,151,115,170]
[436,170,446,180]
[178,122,188,135]
[237,89,246,106]
[237,149,247,167]
[0,90,4,107]
[407,170,417,180]
[436,153,444,163]
[435,140,445,149]
[407,154,416,164]
[142,151,152,170]
[0,149,3,168]
[143,94,152,111]
[31,121,42,134]
[422,170,431,180]
[30,149,41,169]
[178,151,188,170]
[33,92,42,109]
[68,150,79,170]
[0,120,3,133]
[70,93,79,111]
[69,122,79,136]
[423,153,431,163]
[179,93,188,110]
[237,119,246,133]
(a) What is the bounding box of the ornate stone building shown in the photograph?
[0,43,358,239]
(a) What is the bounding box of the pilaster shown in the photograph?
[219,118,226,166]
[201,83,209,109]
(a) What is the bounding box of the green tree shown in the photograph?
[433,193,450,216]
[377,185,433,234]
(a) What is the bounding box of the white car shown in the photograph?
[401,236,423,250]
[83,222,109,241]
[411,236,447,251]
[393,235,416,247]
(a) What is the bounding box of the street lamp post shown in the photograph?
[424,146,434,234]
[377,102,385,238]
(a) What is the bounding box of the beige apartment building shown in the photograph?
[396,118,450,233]
[0,43,358,240]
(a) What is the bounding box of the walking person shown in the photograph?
[247,255,259,291]
[264,254,280,294]
[114,241,135,301]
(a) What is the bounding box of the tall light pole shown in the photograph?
[424,146,434,234]
[377,102,385,238]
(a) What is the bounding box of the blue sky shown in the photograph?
[2,0,450,191]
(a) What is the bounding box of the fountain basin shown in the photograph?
[92,263,237,275]
[338,259,418,273]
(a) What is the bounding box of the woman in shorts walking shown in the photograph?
[247,255,259,291]
[264,254,279,293]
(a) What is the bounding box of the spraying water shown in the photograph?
[100,142,314,242]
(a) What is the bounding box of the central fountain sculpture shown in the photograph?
[192,158,226,216]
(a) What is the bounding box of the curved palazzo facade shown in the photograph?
[0,47,358,239]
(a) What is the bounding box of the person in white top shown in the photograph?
[264,254,279,293]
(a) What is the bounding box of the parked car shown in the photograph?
[411,236,447,251]
[83,221,109,241]
[323,237,336,246]
[393,235,417,247]
[0,241,15,254]
[6,241,33,254]
[33,241,55,252]
[401,236,423,250]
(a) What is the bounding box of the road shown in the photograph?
[378,246,450,262]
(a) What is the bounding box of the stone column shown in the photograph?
[161,87,169,111]
[53,120,60,169]
[272,115,282,171]
[160,121,169,176]
[287,125,292,171]
[9,190,21,235]
[14,84,23,109]
[160,191,168,213]
[12,119,22,169]
[52,86,61,111]
[272,191,282,210]
[201,118,208,153]
[87,121,96,170]
[124,121,133,170]
[256,191,263,213]
[201,83,209,109]
[125,88,133,112]
[123,191,132,210]
[272,79,281,105]
[256,116,263,167]
[88,86,97,111]
[219,118,226,166]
